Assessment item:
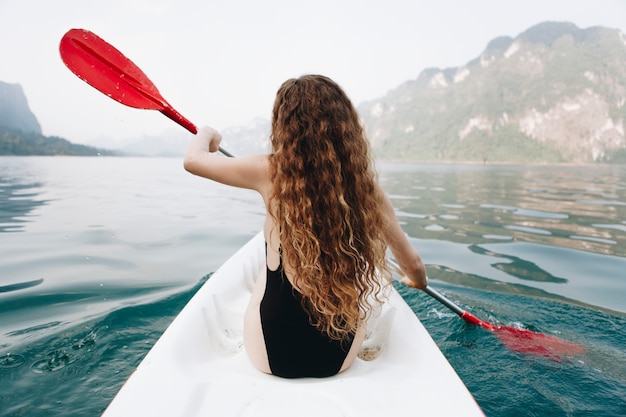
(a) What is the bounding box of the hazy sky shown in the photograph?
[1,0,625,145]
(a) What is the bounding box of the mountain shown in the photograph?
[89,118,270,157]
[95,128,190,157]
[0,82,118,156]
[358,22,626,163]
[220,118,271,156]
[0,126,119,156]
[10,21,622,162]
[0,81,41,134]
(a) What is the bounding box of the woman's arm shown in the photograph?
[184,126,270,192]
[378,187,428,289]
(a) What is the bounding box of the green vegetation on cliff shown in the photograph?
[360,22,626,163]
[0,127,119,156]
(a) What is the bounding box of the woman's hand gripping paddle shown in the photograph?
[59,28,232,157]
[389,259,585,360]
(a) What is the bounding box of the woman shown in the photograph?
[184,75,427,378]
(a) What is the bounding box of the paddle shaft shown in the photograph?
[423,286,495,329]
[422,286,466,317]
[388,259,496,330]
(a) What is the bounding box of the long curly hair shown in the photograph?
[268,75,390,341]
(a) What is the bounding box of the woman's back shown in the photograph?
[267,75,389,344]
[184,75,427,378]
[259,240,357,378]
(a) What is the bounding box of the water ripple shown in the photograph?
[0,278,44,293]
[504,225,552,235]
[481,204,569,219]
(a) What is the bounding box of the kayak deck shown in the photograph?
[102,232,484,416]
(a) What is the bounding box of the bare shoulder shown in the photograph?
[236,154,272,192]
[221,153,271,192]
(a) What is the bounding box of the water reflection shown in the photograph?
[380,163,626,258]
[470,244,568,284]
[379,163,626,314]
[0,278,44,293]
[0,166,47,233]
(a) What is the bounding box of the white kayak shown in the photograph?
[102,232,484,417]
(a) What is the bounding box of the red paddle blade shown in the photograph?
[59,28,197,133]
[461,309,584,359]
[395,268,586,360]
[494,326,586,359]
[60,29,164,110]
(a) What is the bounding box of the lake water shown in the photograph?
[0,156,625,416]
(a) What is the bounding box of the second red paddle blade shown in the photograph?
[495,326,585,359]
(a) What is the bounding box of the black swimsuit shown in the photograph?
[260,244,355,378]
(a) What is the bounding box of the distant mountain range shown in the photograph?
[0,81,117,156]
[0,127,119,156]
[359,21,626,163]
[2,21,625,162]
[88,119,271,157]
